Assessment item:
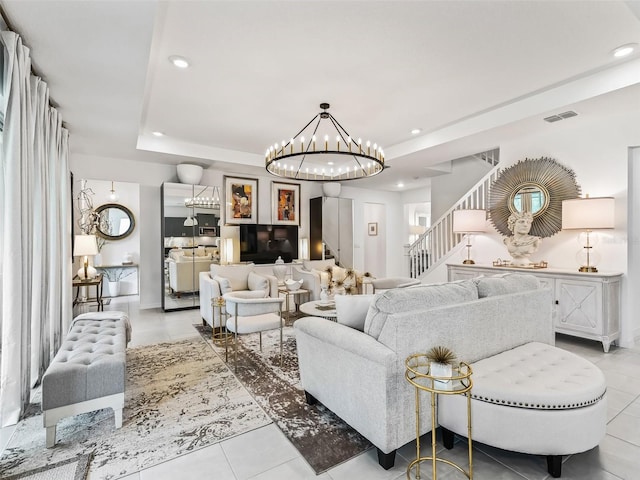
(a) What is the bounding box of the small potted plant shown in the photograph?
[426,346,457,385]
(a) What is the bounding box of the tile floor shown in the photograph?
[2,296,639,480]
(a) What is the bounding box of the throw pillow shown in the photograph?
[332,266,347,282]
[213,275,232,295]
[335,294,375,331]
[475,273,540,298]
[248,271,269,297]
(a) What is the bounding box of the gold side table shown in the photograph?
[211,297,232,353]
[405,354,473,480]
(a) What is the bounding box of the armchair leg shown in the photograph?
[376,448,396,470]
[547,455,562,478]
[259,332,262,351]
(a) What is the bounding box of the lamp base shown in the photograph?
[578,266,598,273]
[77,265,98,280]
[462,259,476,265]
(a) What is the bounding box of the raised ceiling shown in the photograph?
[2,1,640,191]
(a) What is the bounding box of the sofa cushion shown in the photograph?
[210,264,255,291]
[335,294,375,331]
[248,271,269,297]
[214,275,232,294]
[475,273,539,298]
[364,280,478,340]
[470,342,606,410]
[229,290,268,299]
[302,258,336,272]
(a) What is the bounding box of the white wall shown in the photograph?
[74,179,140,295]
[430,156,493,221]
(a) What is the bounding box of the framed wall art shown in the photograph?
[271,181,300,226]
[223,176,258,224]
[368,222,378,236]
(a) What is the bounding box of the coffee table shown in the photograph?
[300,300,337,321]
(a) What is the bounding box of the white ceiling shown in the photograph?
[2,1,640,191]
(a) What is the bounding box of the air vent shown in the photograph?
[544,111,578,123]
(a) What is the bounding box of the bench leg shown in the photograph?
[547,455,562,478]
[376,448,396,470]
[114,408,123,428]
[441,426,455,449]
[46,425,56,448]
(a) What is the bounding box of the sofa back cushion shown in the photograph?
[364,280,478,340]
[302,258,336,272]
[210,264,255,291]
[335,294,375,331]
[475,273,539,298]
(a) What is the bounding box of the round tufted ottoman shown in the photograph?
[438,342,607,478]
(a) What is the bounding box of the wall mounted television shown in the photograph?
[239,224,299,264]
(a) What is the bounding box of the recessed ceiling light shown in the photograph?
[152,131,164,137]
[327,161,334,165]
[411,128,421,135]
[612,43,638,58]
[397,182,404,188]
[169,55,190,68]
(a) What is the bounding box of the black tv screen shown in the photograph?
[239,224,298,264]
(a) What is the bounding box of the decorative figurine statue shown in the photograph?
[504,211,542,266]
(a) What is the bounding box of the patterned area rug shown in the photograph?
[0,337,271,480]
[194,322,373,474]
[3,453,92,480]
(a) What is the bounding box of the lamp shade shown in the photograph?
[73,235,98,256]
[453,209,486,233]
[409,225,426,236]
[562,197,615,230]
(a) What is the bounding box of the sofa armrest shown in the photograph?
[262,273,279,298]
[199,272,223,327]
[294,317,399,452]
[292,267,321,300]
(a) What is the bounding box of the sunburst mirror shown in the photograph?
[489,157,581,238]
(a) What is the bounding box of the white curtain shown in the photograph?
[0,31,72,427]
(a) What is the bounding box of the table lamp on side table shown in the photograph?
[74,234,99,280]
[453,209,486,264]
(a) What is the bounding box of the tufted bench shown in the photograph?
[42,311,131,447]
[438,342,607,478]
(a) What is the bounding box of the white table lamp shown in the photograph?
[562,197,614,272]
[453,209,486,264]
[74,234,99,279]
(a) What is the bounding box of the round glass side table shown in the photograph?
[405,354,473,480]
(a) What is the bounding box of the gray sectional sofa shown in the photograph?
[295,274,556,469]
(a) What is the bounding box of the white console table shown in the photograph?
[447,263,622,352]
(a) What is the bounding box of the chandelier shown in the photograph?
[184,186,221,209]
[265,103,385,181]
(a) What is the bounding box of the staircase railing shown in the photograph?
[407,165,501,278]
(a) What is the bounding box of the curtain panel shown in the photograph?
[0,31,72,427]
